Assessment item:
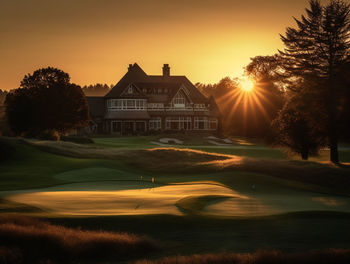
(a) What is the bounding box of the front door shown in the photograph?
[135,121,146,133]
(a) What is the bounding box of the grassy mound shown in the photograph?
[18,139,350,194]
[176,195,232,215]
[135,249,350,264]
[0,216,158,263]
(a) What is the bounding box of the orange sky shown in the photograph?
[0,0,340,90]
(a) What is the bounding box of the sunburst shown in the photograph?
[239,77,255,92]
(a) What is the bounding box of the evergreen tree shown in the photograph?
[279,0,350,163]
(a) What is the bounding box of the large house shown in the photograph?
[86,63,220,135]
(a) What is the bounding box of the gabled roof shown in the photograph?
[105,63,208,104]
[105,63,148,98]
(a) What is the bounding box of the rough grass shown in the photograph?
[0,215,158,263]
[18,139,350,194]
[135,249,350,264]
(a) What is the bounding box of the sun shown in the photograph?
[240,77,255,92]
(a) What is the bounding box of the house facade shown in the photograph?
[86,63,220,135]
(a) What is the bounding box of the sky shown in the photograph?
[0,0,341,90]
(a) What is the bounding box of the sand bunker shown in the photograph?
[158,138,184,144]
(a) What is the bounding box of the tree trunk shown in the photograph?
[328,75,339,164]
[329,118,339,163]
[301,146,309,160]
[301,151,309,160]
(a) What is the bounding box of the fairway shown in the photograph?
[1,136,350,258]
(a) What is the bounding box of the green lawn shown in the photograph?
[1,136,350,260]
[93,135,350,162]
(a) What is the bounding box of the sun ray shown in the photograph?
[239,77,255,93]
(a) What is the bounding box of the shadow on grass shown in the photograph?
[134,249,350,264]
[0,215,158,263]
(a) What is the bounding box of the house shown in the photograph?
[86,63,220,135]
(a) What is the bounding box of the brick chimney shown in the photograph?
[162,64,170,77]
[128,64,133,71]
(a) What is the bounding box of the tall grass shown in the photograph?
[135,249,350,264]
[0,216,157,263]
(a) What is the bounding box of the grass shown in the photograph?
[176,195,232,215]
[48,212,350,257]
[134,249,350,264]
[19,139,350,194]
[0,215,157,263]
[1,136,350,262]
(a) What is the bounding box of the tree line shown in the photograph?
[2,0,349,163]
[81,83,113,96]
[197,0,350,162]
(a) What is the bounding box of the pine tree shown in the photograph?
[279,0,350,163]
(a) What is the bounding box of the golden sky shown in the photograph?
[0,0,339,90]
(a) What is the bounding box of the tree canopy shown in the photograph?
[279,0,350,163]
[5,67,89,137]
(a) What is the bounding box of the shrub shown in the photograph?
[0,247,22,264]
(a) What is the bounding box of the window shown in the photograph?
[194,104,206,109]
[172,91,186,108]
[209,118,218,130]
[166,117,191,130]
[147,103,164,110]
[107,99,146,110]
[127,86,133,94]
[194,117,208,130]
[149,117,162,130]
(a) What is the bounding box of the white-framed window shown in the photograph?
[194,117,208,130]
[149,117,162,130]
[165,117,191,130]
[107,99,146,110]
[147,103,164,110]
[127,85,133,94]
[209,118,218,130]
[194,104,206,109]
[171,91,187,108]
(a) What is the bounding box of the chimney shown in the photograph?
[162,64,170,77]
[128,64,133,71]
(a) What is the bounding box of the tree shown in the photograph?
[337,61,350,142]
[81,83,111,96]
[0,89,7,105]
[5,67,89,137]
[279,0,350,163]
[272,84,327,160]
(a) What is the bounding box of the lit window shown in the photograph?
[149,117,162,130]
[165,117,191,130]
[194,117,208,130]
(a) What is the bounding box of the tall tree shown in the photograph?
[279,0,350,163]
[272,80,327,160]
[5,67,89,137]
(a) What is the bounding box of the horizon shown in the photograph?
[0,0,334,90]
